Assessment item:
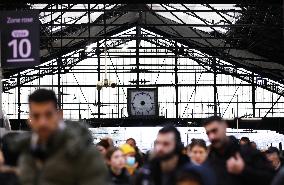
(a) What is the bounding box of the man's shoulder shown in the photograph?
[59,121,95,157]
[10,132,32,153]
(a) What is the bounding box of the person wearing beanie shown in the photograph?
[119,144,138,175]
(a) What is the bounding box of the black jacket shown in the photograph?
[109,168,132,185]
[135,154,190,185]
[207,136,275,185]
[16,121,109,185]
[0,173,20,185]
[271,166,284,185]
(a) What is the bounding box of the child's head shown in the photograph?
[106,147,125,170]
[177,164,216,185]
[176,171,203,185]
[119,143,136,166]
[187,139,207,165]
[119,143,138,175]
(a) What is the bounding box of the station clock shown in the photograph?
[127,88,158,117]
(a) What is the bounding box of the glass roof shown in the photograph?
[31,4,241,34]
[148,4,241,33]
[31,4,116,32]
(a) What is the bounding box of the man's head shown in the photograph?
[239,137,250,145]
[266,147,281,170]
[28,89,62,142]
[154,125,182,160]
[176,171,202,185]
[126,138,136,148]
[203,116,227,149]
[250,141,257,149]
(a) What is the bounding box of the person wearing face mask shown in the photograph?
[187,139,207,165]
[120,143,138,176]
[126,138,145,168]
[106,147,132,185]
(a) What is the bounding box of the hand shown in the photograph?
[226,152,245,174]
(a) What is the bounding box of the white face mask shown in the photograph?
[126,156,136,166]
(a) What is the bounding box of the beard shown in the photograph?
[211,137,228,150]
[155,149,177,161]
[211,139,222,148]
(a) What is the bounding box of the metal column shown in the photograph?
[135,12,142,89]
[97,41,101,118]
[252,73,256,117]
[175,42,179,118]
[17,73,21,120]
[58,57,61,109]
[213,58,218,116]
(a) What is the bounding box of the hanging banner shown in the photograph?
[0,10,40,68]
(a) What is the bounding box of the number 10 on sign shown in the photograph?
[7,29,34,62]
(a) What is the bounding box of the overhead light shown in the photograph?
[96,79,117,90]
[96,42,117,91]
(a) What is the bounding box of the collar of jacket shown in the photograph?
[17,121,93,159]
[209,136,240,159]
[109,167,130,179]
[30,121,66,151]
[150,153,190,185]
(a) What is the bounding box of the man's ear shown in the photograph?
[27,117,32,126]
[223,121,228,129]
[58,110,63,119]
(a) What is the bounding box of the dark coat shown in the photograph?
[135,154,190,185]
[109,168,132,185]
[0,173,20,185]
[0,133,21,185]
[271,166,284,185]
[16,121,109,185]
[207,136,275,185]
[178,162,216,185]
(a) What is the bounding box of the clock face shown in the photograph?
[127,89,158,116]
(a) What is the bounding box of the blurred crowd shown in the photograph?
[0,89,284,185]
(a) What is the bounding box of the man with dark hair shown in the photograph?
[250,141,257,150]
[203,116,275,185]
[266,147,283,172]
[17,89,108,185]
[239,137,250,146]
[135,125,189,185]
